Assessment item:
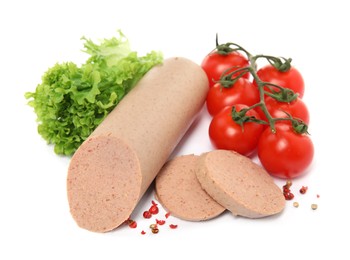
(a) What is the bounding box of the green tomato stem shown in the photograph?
[219,40,308,135]
[247,55,277,133]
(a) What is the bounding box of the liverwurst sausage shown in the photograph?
[67,57,208,232]
[155,155,225,221]
[196,150,285,218]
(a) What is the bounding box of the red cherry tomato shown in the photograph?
[209,105,264,156]
[201,52,249,88]
[254,65,305,98]
[258,123,314,179]
[206,77,260,116]
[256,96,310,124]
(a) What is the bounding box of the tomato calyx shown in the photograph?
[215,33,239,55]
[253,55,292,72]
[231,106,267,130]
[264,86,298,103]
[218,67,251,88]
[291,118,309,134]
[215,33,249,56]
[272,110,308,134]
[216,42,237,56]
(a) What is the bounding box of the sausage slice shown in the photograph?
[196,150,285,218]
[155,155,225,221]
[67,57,208,232]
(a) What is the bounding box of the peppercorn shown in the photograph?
[169,224,178,229]
[149,223,159,234]
[151,227,159,234]
[293,201,299,208]
[299,186,308,194]
[284,192,294,200]
[156,219,165,225]
[149,205,159,215]
[128,220,137,228]
[282,180,294,200]
[143,210,152,219]
[149,224,157,229]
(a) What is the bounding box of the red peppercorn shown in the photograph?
[165,212,171,218]
[149,205,159,215]
[141,230,146,235]
[283,180,292,189]
[283,187,290,193]
[282,180,294,201]
[169,224,178,229]
[156,219,165,225]
[299,186,308,194]
[143,210,152,219]
[284,192,294,200]
[128,220,137,228]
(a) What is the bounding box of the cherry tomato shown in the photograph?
[256,96,310,124]
[258,123,314,179]
[206,77,260,116]
[201,52,249,88]
[253,64,305,98]
[209,105,264,156]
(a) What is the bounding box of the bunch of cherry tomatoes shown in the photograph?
[201,36,314,179]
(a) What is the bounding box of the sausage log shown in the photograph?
[67,57,208,232]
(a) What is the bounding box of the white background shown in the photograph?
[1,0,349,259]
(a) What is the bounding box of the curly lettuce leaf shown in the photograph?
[25,32,163,156]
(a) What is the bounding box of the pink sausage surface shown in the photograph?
[67,57,208,232]
[155,155,225,221]
[196,150,285,218]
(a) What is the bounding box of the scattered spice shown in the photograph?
[282,180,294,200]
[169,224,178,229]
[125,218,138,228]
[143,210,152,219]
[284,192,294,200]
[149,224,157,229]
[156,219,166,225]
[149,223,159,234]
[128,200,178,235]
[128,220,137,229]
[281,182,320,213]
[283,180,292,191]
[151,227,159,234]
[149,205,159,215]
[299,186,308,194]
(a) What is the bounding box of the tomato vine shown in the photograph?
[215,36,309,134]
[203,35,314,178]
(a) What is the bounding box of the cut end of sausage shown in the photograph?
[67,135,142,232]
[196,150,285,218]
[155,155,225,221]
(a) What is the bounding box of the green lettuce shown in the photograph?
[25,32,163,156]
